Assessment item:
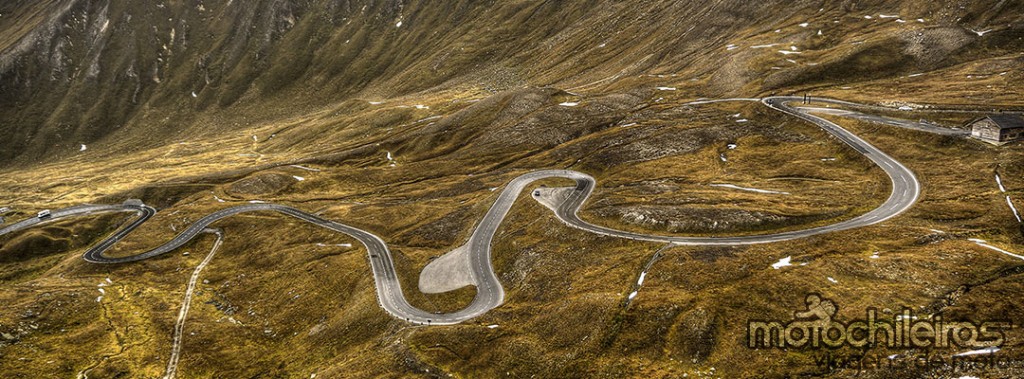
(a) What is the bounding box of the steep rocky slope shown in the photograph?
[1,0,1022,166]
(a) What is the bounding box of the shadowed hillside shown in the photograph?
[1,0,1022,166]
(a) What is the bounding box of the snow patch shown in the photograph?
[954,347,1000,357]
[827,277,837,283]
[290,165,321,172]
[487,324,499,329]
[996,173,1006,192]
[799,22,809,28]
[711,183,788,195]
[80,144,87,152]
[1006,196,1022,223]
[395,21,402,27]
[971,239,1024,260]
[656,86,677,91]
[628,291,638,300]
[559,102,579,107]
[772,256,793,269]
[293,176,305,182]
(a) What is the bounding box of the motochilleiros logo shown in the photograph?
[748,294,1011,351]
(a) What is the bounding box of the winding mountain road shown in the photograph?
[0,96,920,325]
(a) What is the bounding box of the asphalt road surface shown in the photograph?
[0,96,920,325]
[796,106,969,136]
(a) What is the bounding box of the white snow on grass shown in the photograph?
[711,183,789,195]
[719,154,727,162]
[213,195,225,203]
[898,106,914,111]
[656,86,677,91]
[290,165,320,172]
[879,14,900,18]
[827,277,838,283]
[864,15,873,19]
[248,200,266,204]
[80,144,87,152]
[368,101,384,105]
[395,21,402,27]
[996,173,1006,192]
[953,347,1000,357]
[870,251,880,259]
[191,91,197,98]
[628,291,638,300]
[895,19,906,23]
[970,29,992,37]
[799,22,809,28]
[96,296,103,302]
[252,135,258,142]
[917,18,925,23]
[750,43,777,49]
[487,324,499,329]
[637,271,647,286]
[778,50,802,55]
[621,123,637,127]
[727,143,737,150]
[970,239,1024,260]
[1007,196,1022,223]
[907,73,924,77]
[726,44,738,51]
[559,102,579,107]
[292,176,305,182]
[735,119,748,123]
[772,256,793,269]
[413,104,428,109]
[386,151,393,161]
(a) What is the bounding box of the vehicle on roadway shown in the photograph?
[37,210,52,219]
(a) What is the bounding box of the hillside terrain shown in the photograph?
[1,0,1024,378]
